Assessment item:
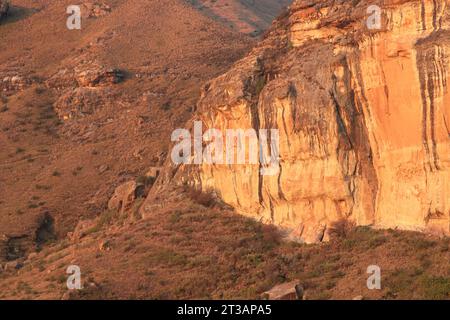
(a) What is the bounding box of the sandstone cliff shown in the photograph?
[145,0,450,243]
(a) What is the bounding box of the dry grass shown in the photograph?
[328,218,356,239]
[1,191,447,300]
[186,187,218,208]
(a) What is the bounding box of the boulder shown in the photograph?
[4,260,23,271]
[262,280,304,300]
[108,181,137,214]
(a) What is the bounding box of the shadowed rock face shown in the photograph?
[0,0,9,21]
[146,0,450,242]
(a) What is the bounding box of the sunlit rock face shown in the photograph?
[146,0,450,242]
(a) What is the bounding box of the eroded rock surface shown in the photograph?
[108,181,140,214]
[148,0,450,242]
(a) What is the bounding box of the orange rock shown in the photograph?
[154,0,450,243]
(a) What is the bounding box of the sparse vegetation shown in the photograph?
[72,166,83,176]
[254,76,266,96]
[421,276,450,299]
[142,249,188,267]
[35,184,51,190]
[52,170,61,177]
[169,210,183,224]
[186,187,218,208]
[34,87,45,95]
[328,218,356,239]
[136,175,156,187]
[0,192,449,300]
[160,102,171,111]
[94,209,119,231]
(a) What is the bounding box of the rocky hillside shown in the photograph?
[147,0,450,243]
[0,0,253,259]
[0,0,448,301]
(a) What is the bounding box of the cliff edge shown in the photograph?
[145,0,450,243]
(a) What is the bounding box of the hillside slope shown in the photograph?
[0,187,448,299]
[0,0,253,257]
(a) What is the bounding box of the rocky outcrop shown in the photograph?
[76,67,124,87]
[108,181,140,214]
[49,61,124,119]
[1,75,34,93]
[82,2,112,18]
[145,0,450,242]
[68,219,97,242]
[54,87,113,119]
[0,234,28,262]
